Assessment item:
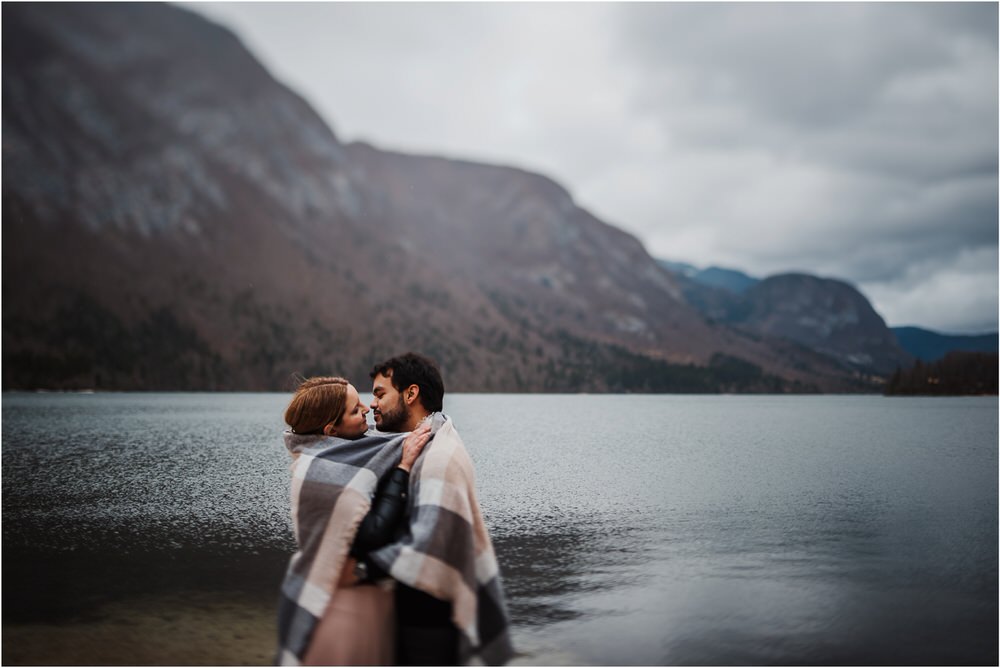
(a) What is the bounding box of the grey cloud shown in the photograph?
[861,245,999,332]
[618,4,995,129]
[614,3,998,178]
[669,168,996,284]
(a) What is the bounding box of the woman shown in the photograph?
[281,376,430,665]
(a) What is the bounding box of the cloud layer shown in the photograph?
[188,2,997,333]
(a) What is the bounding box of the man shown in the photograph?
[369,352,444,434]
[366,352,512,666]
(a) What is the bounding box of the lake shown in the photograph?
[3,393,997,665]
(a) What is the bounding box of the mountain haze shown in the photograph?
[891,327,998,363]
[3,3,871,393]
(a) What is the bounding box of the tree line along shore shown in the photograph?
[884,352,998,396]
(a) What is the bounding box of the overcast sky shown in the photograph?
[185,2,998,334]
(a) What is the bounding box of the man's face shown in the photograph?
[371,372,408,432]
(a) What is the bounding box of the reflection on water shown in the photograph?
[493,515,654,626]
[3,393,998,665]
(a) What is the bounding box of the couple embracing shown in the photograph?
[276,353,513,666]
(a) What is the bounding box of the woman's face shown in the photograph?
[325,384,369,439]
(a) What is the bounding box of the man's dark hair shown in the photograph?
[370,352,445,413]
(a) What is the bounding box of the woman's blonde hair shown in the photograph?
[284,376,350,434]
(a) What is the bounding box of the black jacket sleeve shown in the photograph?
[350,467,410,558]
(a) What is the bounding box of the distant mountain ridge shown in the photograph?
[724,273,912,375]
[692,266,760,294]
[2,3,873,393]
[891,327,998,362]
[657,261,759,293]
[660,258,996,372]
[659,260,910,373]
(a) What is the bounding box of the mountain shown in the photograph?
[656,260,741,325]
[891,327,999,363]
[2,3,871,393]
[656,260,759,296]
[725,274,913,375]
[660,261,913,375]
[657,260,698,278]
[691,266,759,293]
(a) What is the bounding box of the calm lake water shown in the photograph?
[3,393,997,665]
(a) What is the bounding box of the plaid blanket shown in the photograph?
[368,415,514,665]
[275,413,513,666]
[276,426,404,665]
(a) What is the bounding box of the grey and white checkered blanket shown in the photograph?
[275,413,513,666]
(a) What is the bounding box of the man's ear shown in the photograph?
[404,384,420,406]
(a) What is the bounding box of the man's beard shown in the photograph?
[377,397,408,433]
